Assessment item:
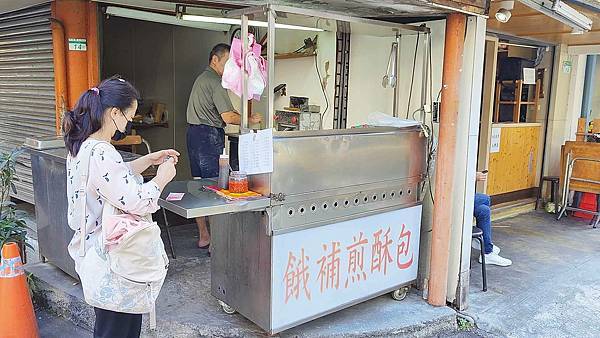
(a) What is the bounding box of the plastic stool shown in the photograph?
[536,176,559,210]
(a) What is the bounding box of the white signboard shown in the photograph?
[490,127,501,153]
[271,206,422,331]
[238,128,273,175]
[523,68,536,85]
[68,38,87,51]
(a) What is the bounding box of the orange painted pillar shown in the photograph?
[427,13,466,307]
[86,1,100,87]
[50,12,67,135]
[51,0,100,133]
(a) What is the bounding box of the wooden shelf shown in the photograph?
[274,52,316,60]
[499,101,537,105]
[500,80,537,85]
[132,122,169,129]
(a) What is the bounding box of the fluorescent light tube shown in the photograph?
[181,14,324,32]
[105,7,230,31]
[519,0,592,31]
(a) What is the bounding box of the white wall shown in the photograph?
[346,35,395,126]
[542,45,575,177]
[591,56,600,119]
[345,20,446,127]
[248,30,336,129]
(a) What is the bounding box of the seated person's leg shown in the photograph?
[474,204,493,254]
[474,192,491,207]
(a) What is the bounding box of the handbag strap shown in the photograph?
[77,140,110,257]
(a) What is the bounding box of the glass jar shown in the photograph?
[228,171,249,193]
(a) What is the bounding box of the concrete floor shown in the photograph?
[30,222,457,337]
[468,211,600,338]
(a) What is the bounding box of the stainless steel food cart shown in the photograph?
[159,126,427,333]
[158,5,430,334]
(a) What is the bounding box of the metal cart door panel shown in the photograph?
[270,205,422,333]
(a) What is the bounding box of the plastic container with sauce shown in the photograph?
[217,154,230,190]
[228,171,249,193]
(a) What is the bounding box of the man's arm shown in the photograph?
[221,111,241,125]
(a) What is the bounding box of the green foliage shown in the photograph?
[0,148,30,252]
[457,316,475,331]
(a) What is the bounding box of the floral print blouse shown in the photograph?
[66,140,162,261]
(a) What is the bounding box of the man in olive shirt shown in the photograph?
[186,43,260,250]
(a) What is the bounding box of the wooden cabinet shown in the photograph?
[487,123,541,196]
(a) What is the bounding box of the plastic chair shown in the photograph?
[472,226,487,292]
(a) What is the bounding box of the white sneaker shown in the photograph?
[471,239,500,254]
[479,252,512,267]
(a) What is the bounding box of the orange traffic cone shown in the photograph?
[0,242,39,338]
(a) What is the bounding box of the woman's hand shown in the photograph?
[146,149,180,166]
[476,171,488,182]
[153,158,177,190]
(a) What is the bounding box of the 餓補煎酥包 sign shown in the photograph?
[271,206,422,331]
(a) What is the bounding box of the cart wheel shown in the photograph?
[219,300,236,314]
[391,287,409,301]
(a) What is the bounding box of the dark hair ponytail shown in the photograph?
[62,76,140,156]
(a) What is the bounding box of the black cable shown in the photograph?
[428,33,434,129]
[314,54,329,126]
[406,33,420,119]
[428,36,436,205]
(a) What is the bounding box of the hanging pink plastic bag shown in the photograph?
[246,52,266,100]
[222,34,267,101]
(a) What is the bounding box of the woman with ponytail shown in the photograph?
[63,76,178,338]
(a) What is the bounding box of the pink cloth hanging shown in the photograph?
[222,34,267,101]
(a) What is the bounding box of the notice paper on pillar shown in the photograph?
[490,127,501,153]
[68,38,87,51]
[239,128,273,175]
[523,68,536,85]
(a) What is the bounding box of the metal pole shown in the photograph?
[393,32,400,118]
[582,55,596,133]
[266,8,276,129]
[241,14,249,131]
[428,13,466,307]
[421,32,430,124]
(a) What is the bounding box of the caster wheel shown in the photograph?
[391,287,409,301]
[219,300,236,314]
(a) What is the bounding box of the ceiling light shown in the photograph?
[495,8,512,23]
[105,7,230,32]
[495,1,514,23]
[181,14,324,32]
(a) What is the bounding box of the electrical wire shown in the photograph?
[314,53,330,127]
[426,33,437,205]
[406,32,420,119]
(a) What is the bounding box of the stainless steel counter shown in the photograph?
[158,180,270,218]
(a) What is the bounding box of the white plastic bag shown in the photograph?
[367,112,420,128]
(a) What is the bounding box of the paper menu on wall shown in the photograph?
[238,128,273,175]
[523,68,536,85]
